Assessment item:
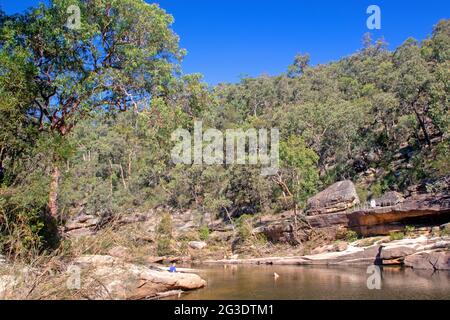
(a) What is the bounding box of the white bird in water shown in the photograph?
[274,272,280,280]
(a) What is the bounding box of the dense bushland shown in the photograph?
[0,1,448,259]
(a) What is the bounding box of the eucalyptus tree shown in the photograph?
[0,0,184,217]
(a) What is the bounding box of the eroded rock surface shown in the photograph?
[72,255,206,300]
[307,193,450,236]
[404,250,450,270]
[188,241,208,250]
[205,236,450,270]
[306,180,360,216]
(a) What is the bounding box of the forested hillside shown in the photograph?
[0,0,448,261]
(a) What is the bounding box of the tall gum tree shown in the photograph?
[0,0,184,218]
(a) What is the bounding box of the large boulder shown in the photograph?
[380,245,417,260]
[72,255,206,300]
[253,222,307,245]
[404,250,450,270]
[307,180,360,216]
[374,191,404,207]
[188,241,208,250]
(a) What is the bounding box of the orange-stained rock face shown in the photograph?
[306,193,450,236]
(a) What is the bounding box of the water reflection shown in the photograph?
[174,265,450,300]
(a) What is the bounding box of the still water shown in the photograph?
[176,265,450,300]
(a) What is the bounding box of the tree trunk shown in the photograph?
[49,165,61,218]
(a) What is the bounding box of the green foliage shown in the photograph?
[405,225,416,237]
[0,1,449,261]
[356,185,369,203]
[198,225,210,241]
[0,187,59,260]
[370,183,385,198]
[280,135,320,205]
[345,230,359,242]
[389,231,405,241]
[430,141,450,176]
[236,214,254,241]
[156,213,174,256]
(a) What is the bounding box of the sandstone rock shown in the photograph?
[253,222,305,245]
[348,193,450,236]
[65,215,100,231]
[307,211,350,228]
[382,258,403,265]
[108,246,131,259]
[334,241,348,252]
[380,245,417,260]
[306,193,450,237]
[404,250,450,270]
[72,255,206,300]
[306,180,360,216]
[311,245,331,255]
[65,228,95,238]
[374,191,404,207]
[188,241,207,250]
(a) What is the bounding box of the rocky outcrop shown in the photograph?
[188,241,207,250]
[306,180,360,215]
[404,250,450,270]
[72,255,206,300]
[349,193,450,236]
[252,192,450,244]
[64,211,159,238]
[205,236,450,270]
[306,192,450,236]
[253,220,308,245]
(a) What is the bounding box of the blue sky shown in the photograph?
[1,0,449,85]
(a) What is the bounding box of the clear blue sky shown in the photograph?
[1,0,449,85]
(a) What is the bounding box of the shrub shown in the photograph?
[405,225,416,237]
[198,225,210,241]
[345,230,358,242]
[389,231,405,241]
[440,228,450,237]
[356,185,368,203]
[157,238,172,256]
[370,183,384,198]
